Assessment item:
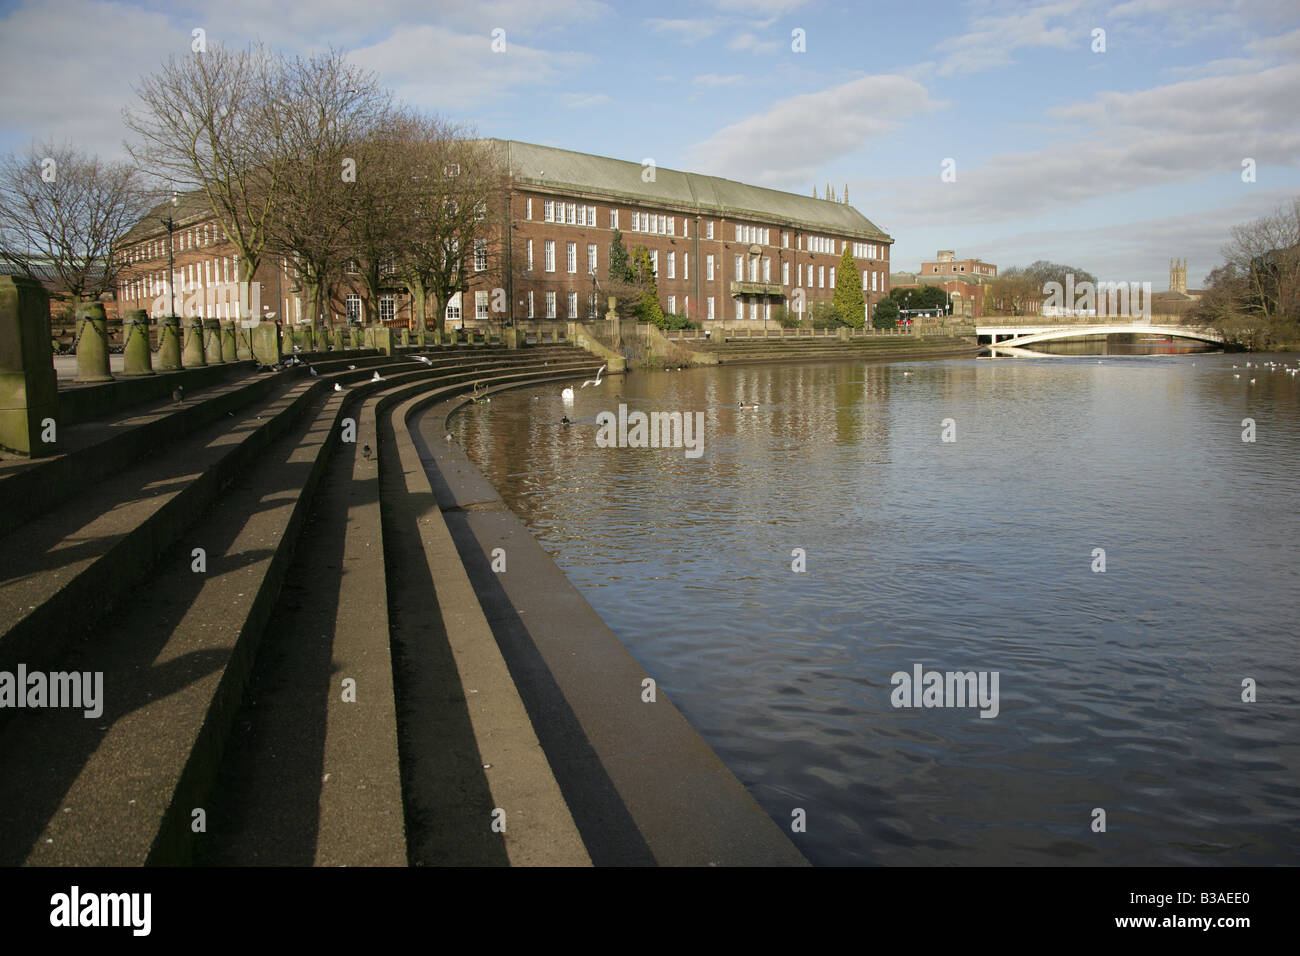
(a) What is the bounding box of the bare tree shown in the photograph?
[1197,197,1300,347]
[261,49,392,329]
[123,42,282,317]
[0,141,152,309]
[342,107,430,326]
[396,131,509,335]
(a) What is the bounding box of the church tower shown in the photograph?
[1169,258,1187,294]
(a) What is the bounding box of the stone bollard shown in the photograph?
[0,275,59,456]
[348,327,360,349]
[372,326,392,355]
[251,323,280,367]
[399,328,410,348]
[503,327,521,349]
[157,316,181,370]
[446,327,459,345]
[203,318,224,364]
[838,326,851,343]
[121,309,154,376]
[234,322,254,362]
[74,301,113,382]
[333,328,344,351]
[182,317,207,367]
[220,321,237,363]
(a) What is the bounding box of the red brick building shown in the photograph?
[919,250,996,280]
[114,141,895,328]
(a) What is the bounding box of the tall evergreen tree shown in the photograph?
[833,244,865,327]
[608,228,632,283]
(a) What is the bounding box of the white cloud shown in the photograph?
[728,31,783,54]
[934,1,1082,76]
[689,75,943,186]
[692,73,749,87]
[646,17,727,42]
[706,0,810,15]
[559,92,612,109]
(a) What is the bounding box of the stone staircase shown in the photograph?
[0,342,604,866]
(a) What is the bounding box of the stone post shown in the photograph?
[348,327,360,350]
[157,316,182,370]
[203,317,224,363]
[74,301,112,382]
[234,322,254,362]
[251,322,280,366]
[415,328,427,347]
[503,327,521,349]
[332,327,344,351]
[122,309,154,376]
[398,328,410,348]
[182,317,206,367]
[0,275,59,456]
[220,321,237,364]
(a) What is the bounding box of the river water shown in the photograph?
[450,351,1300,866]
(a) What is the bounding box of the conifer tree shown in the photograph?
[833,244,865,327]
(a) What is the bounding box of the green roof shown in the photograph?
[493,140,892,242]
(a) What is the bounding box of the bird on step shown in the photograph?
[172,385,184,405]
[334,383,342,392]
[362,444,372,459]
[372,371,383,382]
[309,366,318,376]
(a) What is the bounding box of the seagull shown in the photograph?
[362,444,372,459]
[581,364,606,388]
[334,382,342,392]
[293,345,302,352]
[348,364,356,370]
[902,370,912,377]
[444,433,454,441]
[372,371,383,382]
[414,355,432,365]
[172,385,184,405]
[1249,378,1256,384]
[561,386,575,401]
[1234,374,1240,379]
[309,366,318,376]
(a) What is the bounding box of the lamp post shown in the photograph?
[161,190,178,317]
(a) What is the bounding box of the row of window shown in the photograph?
[123,224,224,263]
[852,242,884,259]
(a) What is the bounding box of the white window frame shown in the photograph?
[588,243,597,275]
[706,255,714,280]
[707,296,715,319]
[566,241,577,274]
[476,290,490,319]
[545,291,556,318]
[567,290,578,318]
[667,251,675,279]
[545,240,555,273]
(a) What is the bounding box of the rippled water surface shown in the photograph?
[451,352,1300,865]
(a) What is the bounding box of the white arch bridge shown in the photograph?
[976,320,1224,349]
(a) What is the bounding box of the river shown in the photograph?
[449,350,1300,865]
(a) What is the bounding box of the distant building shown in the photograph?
[892,250,1000,318]
[1149,257,1204,317]
[919,250,997,279]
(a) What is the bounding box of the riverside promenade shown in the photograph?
[0,275,806,867]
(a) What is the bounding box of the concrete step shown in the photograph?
[0,383,344,865]
[0,376,323,679]
[194,361,598,866]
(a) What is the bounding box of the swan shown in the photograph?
[561,386,575,401]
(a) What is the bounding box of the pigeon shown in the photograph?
[362,444,372,459]
[334,383,342,392]
[173,385,184,405]
[371,371,383,382]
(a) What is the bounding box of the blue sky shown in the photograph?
[2,0,1298,288]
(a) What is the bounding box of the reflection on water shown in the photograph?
[451,352,1300,866]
